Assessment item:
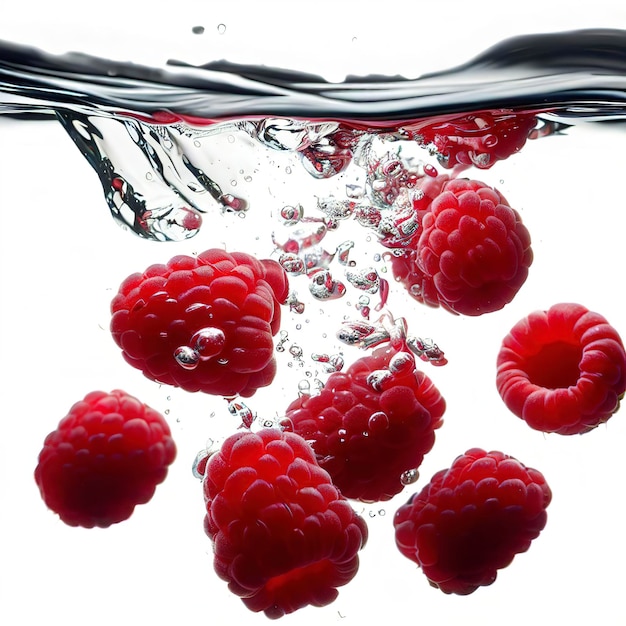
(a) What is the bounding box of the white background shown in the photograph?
[1,3,626,625]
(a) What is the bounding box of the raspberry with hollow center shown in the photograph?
[394,448,551,595]
[496,302,626,434]
[34,389,177,528]
[202,428,368,619]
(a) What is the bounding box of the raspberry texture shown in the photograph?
[392,177,532,316]
[285,344,446,502]
[394,448,551,595]
[202,428,368,619]
[34,389,177,528]
[496,302,626,435]
[110,249,289,398]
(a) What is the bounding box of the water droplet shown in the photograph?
[280,204,304,225]
[289,344,303,358]
[317,198,355,221]
[401,468,420,486]
[309,270,346,300]
[301,144,352,178]
[424,164,438,177]
[228,400,255,429]
[367,369,392,391]
[406,335,447,366]
[279,253,305,275]
[368,411,389,434]
[346,183,365,199]
[191,327,226,360]
[174,345,200,370]
[220,193,247,212]
[287,292,305,314]
[346,267,380,293]
[192,448,212,479]
[388,351,415,374]
[336,240,355,266]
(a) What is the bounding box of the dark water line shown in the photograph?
[2,29,626,122]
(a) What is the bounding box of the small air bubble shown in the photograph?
[192,25,205,35]
[401,468,420,485]
[217,23,226,34]
[289,344,303,358]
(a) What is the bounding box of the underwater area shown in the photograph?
[1,3,626,625]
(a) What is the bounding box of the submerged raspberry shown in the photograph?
[34,390,177,528]
[110,249,289,397]
[203,428,368,619]
[286,344,446,502]
[496,302,626,434]
[394,448,551,595]
[392,177,532,315]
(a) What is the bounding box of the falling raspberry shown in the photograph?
[110,249,289,397]
[394,448,551,595]
[392,176,532,315]
[34,390,177,528]
[496,302,626,434]
[203,428,368,618]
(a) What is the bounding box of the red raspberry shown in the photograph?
[413,111,537,169]
[34,390,176,528]
[496,302,626,435]
[392,177,532,315]
[285,344,446,502]
[202,428,368,619]
[110,249,289,398]
[394,448,551,595]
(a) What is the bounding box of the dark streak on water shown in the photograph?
[1,29,626,122]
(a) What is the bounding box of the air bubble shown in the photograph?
[368,411,389,434]
[174,345,200,370]
[309,270,346,300]
[336,240,355,266]
[287,292,305,314]
[367,369,392,391]
[297,379,311,395]
[279,253,305,275]
[217,23,226,34]
[345,267,380,293]
[400,468,420,485]
[228,400,255,429]
[190,327,226,360]
[388,351,415,374]
[280,204,304,225]
[289,344,303,358]
[192,448,212,479]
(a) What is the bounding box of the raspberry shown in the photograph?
[34,389,176,528]
[285,344,446,502]
[110,249,289,398]
[394,448,551,595]
[392,177,532,315]
[202,428,368,619]
[496,302,626,435]
[412,111,537,169]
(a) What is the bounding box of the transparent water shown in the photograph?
[1,12,626,626]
